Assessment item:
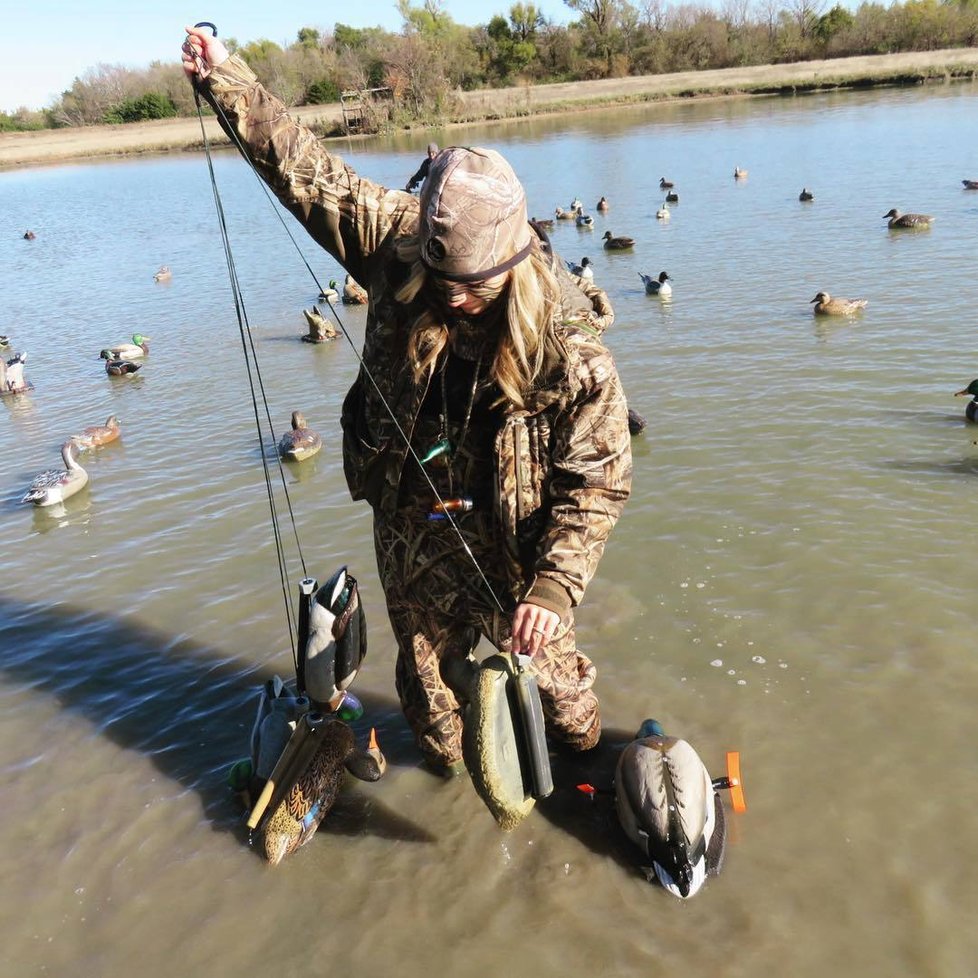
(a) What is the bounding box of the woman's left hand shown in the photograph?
[511,603,560,656]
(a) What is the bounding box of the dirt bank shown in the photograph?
[3,47,977,169]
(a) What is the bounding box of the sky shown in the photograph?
[1,1,576,113]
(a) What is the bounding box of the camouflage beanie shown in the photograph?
[419,146,534,282]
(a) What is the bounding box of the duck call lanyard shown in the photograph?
[189,27,508,622]
[424,350,483,498]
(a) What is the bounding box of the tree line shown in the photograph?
[3,0,977,132]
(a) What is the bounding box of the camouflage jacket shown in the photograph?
[204,56,632,615]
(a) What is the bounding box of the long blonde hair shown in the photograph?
[395,237,562,409]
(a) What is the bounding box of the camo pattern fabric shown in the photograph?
[374,508,600,766]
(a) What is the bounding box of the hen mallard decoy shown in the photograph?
[656,203,670,220]
[734,167,748,179]
[23,230,36,240]
[665,189,679,204]
[799,188,814,201]
[810,291,868,316]
[883,208,933,229]
[567,256,594,281]
[22,440,89,507]
[602,231,634,251]
[302,306,338,343]
[596,196,609,212]
[659,178,674,190]
[105,359,141,376]
[961,180,978,190]
[639,271,672,297]
[1,352,31,395]
[955,380,978,422]
[71,415,121,450]
[530,216,555,230]
[554,206,576,220]
[342,273,368,305]
[279,410,323,461]
[615,719,742,899]
[99,334,151,360]
[153,265,172,282]
[318,280,339,303]
[627,408,647,435]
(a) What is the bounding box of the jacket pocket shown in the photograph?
[497,415,550,532]
[340,375,385,507]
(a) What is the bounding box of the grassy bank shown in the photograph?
[3,47,977,169]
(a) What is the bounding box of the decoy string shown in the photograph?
[195,86,507,617]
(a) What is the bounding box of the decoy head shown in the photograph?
[955,380,978,398]
[132,333,151,345]
[659,272,671,283]
[882,208,899,219]
[810,291,829,304]
[291,410,307,429]
[636,718,665,738]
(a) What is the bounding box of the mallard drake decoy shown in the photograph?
[567,256,594,281]
[99,334,151,360]
[1,352,31,395]
[799,188,814,201]
[596,196,609,212]
[71,415,121,450]
[278,410,323,462]
[883,208,933,229]
[639,271,672,297]
[955,380,978,422]
[23,230,36,240]
[602,231,634,251]
[665,190,679,203]
[342,273,368,305]
[318,279,339,303]
[656,203,670,220]
[961,180,978,190]
[734,167,748,179]
[554,206,575,220]
[22,440,89,507]
[810,291,868,316]
[627,408,647,435]
[153,265,172,282]
[659,178,674,190]
[302,306,338,343]
[531,216,555,230]
[105,358,141,376]
[575,207,594,228]
[615,719,732,899]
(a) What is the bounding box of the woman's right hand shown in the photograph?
[182,25,229,80]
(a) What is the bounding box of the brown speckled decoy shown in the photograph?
[810,291,868,316]
[71,415,121,450]
[153,265,172,282]
[962,180,978,190]
[602,230,635,250]
[302,306,338,343]
[596,196,609,212]
[278,410,323,461]
[342,273,367,305]
[883,208,933,229]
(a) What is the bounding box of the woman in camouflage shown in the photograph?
[183,27,632,773]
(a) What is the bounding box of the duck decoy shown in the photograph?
[22,441,89,507]
[105,358,141,376]
[99,334,151,360]
[665,190,679,203]
[602,231,635,251]
[278,410,323,462]
[627,408,647,435]
[23,230,36,240]
[71,415,121,450]
[342,273,368,305]
[799,188,814,201]
[318,280,339,303]
[302,306,338,343]
[153,265,172,282]
[567,256,594,281]
[614,719,745,899]
[531,216,555,230]
[810,291,868,316]
[961,180,978,190]
[1,352,31,395]
[659,178,674,190]
[575,206,594,228]
[883,208,933,229]
[596,196,609,212]
[569,197,583,211]
[656,203,670,220]
[639,271,672,297]
[734,167,748,179]
[955,380,978,422]
[0,335,9,349]
[554,206,576,220]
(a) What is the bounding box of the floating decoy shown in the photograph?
[569,197,583,211]
[799,188,814,201]
[153,265,172,282]
[99,334,151,360]
[554,206,576,220]
[659,178,674,190]
[665,190,679,203]
[0,335,9,349]
[302,306,338,343]
[318,280,339,303]
[810,291,868,316]
[882,208,933,229]
[962,180,978,190]
[71,415,121,450]
[567,256,594,281]
[734,167,748,179]
[105,358,141,376]
[656,203,670,221]
[278,410,323,462]
[596,196,609,212]
[639,271,672,297]
[575,207,594,228]
[602,231,635,251]
[627,408,647,435]
[955,380,978,422]
[21,441,89,507]
[23,230,36,240]
[1,352,31,395]
[531,216,555,230]
[342,273,368,305]
[615,719,742,899]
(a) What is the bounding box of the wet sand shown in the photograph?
[3,47,978,168]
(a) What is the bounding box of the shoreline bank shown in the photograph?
[3,47,977,169]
